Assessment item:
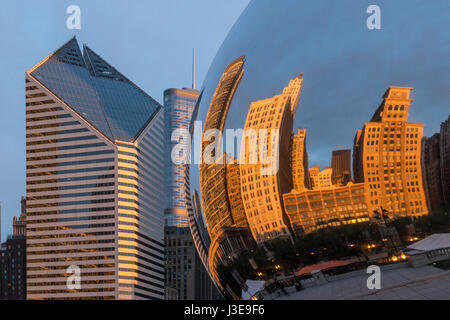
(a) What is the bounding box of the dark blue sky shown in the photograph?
[0,0,250,241]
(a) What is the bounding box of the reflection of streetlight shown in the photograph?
[257,272,263,277]
[275,265,281,270]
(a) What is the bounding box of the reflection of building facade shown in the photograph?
[200,56,245,243]
[421,115,450,211]
[291,129,310,191]
[283,183,370,235]
[309,165,320,190]
[317,167,333,190]
[353,87,428,217]
[331,149,351,185]
[421,134,445,211]
[207,227,255,293]
[164,88,199,227]
[240,74,303,243]
[226,159,249,229]
[25,38,165,300]
[440,116,450,207]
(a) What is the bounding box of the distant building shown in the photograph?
[12,196,26,237]
[1,199,27,300]
[283,182,370,235]
[291,129,310,191]
[163,55,219,300]
[164,87,199,227]
[0,236,26,300]
[165,226,216,300]
[421,134,445,211]
[353,87,428,218]
[331,149,351,185]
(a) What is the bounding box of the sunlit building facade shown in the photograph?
[353,87,428,217]
[240,74,303,243]
[317,167,333,190]
[200,56,245,243]
[226,159,249,229]
[308,165,320,190]
[291,129,310,192]
[25,38,165,300]
[283,183,370,235]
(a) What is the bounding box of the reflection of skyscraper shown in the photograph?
[421,134,444,211]
[440,116,450,207]
[353,87,428,217]
[25,38,165,300]
[240,74,303,243]
[164,88,199,227]
[331,149,351,185]
[200,56,245,242]
[291,129,310,191]
[226,158,248,229]
[422,115,450,211]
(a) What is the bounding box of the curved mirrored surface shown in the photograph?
[187,0,450,298]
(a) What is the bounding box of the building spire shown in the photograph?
[192,48,196,90]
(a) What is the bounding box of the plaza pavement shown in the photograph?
[274,265,450,300]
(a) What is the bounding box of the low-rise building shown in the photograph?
[283,183,370,235]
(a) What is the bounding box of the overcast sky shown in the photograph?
[0,0,250,241]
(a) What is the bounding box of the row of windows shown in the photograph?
[27,165,115,177]
[27,182,115,193]
[27,149,114,162]
[26,142,107,154]
[26,135,99,146]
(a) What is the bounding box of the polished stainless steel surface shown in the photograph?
[188,0,450,295]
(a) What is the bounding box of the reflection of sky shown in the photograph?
[191,0,450,198]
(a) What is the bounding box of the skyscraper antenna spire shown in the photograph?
[192,48,196,90]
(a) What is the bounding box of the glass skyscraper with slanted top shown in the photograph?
[25,37,165,300]
[163,87,199,227]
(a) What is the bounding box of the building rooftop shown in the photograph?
[406,233,450,253]
[27,37,161,142]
